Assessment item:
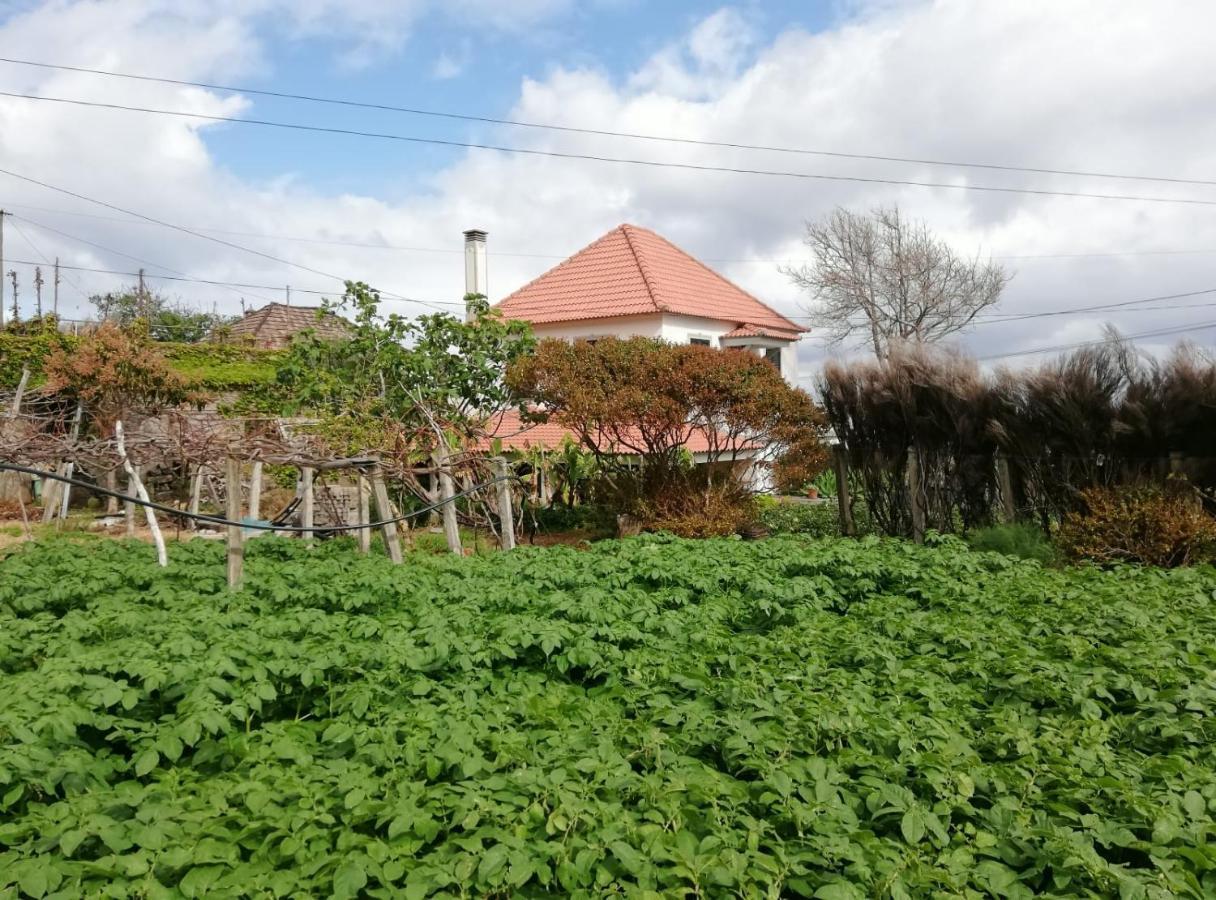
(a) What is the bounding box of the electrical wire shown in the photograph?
[0,164,457,314]
[3,56,1215,189]
[5,202,1216,265]
[0,462,519,534]
[978,319,1216,361]
[3,91,1215,207]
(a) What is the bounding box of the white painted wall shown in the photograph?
[531,312,799,382]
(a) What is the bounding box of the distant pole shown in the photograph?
[285,285,291,306]
[7,269,17,323]
[137,268,146,318]
[0,209,6,329]
[53,258,60,317]
[33,266,43,318]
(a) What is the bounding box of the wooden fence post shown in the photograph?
[300,466,315,541]
[356,472,371,554]
[433,447,462,555]
[492,457,515,550]
[996,455,1017,523]
[115,420,166,566]
[188,465,203,527]
[225,457,244,590]
[248,460,263,522]
[832,444,854,537]
[125,466,138,536]
[370,473,403,564]
[907,446,925,544]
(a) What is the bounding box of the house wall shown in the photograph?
[531,312,798,382]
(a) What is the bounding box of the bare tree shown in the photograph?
[783,205,1011,360]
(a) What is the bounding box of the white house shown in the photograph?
[468,226,805,495]
[466,224,805,381]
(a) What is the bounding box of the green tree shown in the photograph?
[272,283,534,460]
[91,285,234,343]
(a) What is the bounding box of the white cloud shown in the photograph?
[2,0,1215,376]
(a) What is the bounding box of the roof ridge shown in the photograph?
[628,224,805,332]
[492,228,624,310]
[619,223,663,314]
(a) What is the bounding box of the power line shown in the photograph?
[3,91,1216,208]
[969,287,1216,325]
[4,215,89,304]
[1,255,464,306]
[978,319,1216,361]
[0,165,457,313]
[3,56,1215,189]
[5,202,1216,265]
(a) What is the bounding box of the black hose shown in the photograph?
[0,462,517,534]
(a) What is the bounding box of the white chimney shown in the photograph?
[463,229,488,318]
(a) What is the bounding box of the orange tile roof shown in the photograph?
[494,224,806,334]
[226,303,352,350]
[477,408,755,454]
[723,323,802,340]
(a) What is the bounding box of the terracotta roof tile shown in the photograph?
[476,408,754,454]
[226,303,352,350]
[495,224,805,333]
[722,323,802,340]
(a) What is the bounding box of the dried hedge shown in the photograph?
[820,339,1216,537]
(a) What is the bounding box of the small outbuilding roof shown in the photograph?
[494,224,805,335]
[226,303,352,350]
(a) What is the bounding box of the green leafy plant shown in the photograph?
[966,522,1057,564]
[0,536,1214,897]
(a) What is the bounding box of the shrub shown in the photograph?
[643,481,757,538]
[966,522,1056,564]
[755,497,841,537]
[524,502,615,535]
[1057,485,1216,567]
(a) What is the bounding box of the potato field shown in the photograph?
[1,535,1214,898]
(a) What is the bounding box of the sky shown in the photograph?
[1,0,1215,386]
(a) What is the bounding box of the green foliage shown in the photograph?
[1,536,1215,896]
[966,522,1058,564]
[755,496,842,537]
[270,284,534,455]
[158,342,282,391]
[90,287,235,342]
[524,502,616,536]
[0,332,72,389]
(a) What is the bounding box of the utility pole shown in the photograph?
[285,284,291,307]
[137,268,146,319]
[33,266,43,318]
[0,209,6,329]
[7,269,18,324]
[53,258,60,317]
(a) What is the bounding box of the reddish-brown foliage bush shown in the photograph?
[1057,485,1216,567]
[509,337,829,532]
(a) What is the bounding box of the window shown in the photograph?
[765,347,782,369]
[689,337,711,346]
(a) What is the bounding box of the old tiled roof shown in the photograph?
[226,303,352,349]
[722,323,802,340]
[494,224,806,334]
[477,408,755,454]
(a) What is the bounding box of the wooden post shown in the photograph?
[115,421,167,566]
[433,447,462,555]
[996,455,1017,523]
[907,446,925,544]
[43,403,82,524]
[1169,451,1185,476]
[188,465,203,528]
[57,461,74,524]
[300,466,315,541]
[370,473,403,564]
[248,460,263,521]
[493,457,515,551]
[125,466,138,536]
[225,457,244,590]
[832,444,854,537]
[7,367,28,418]
[356,473,371,554]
